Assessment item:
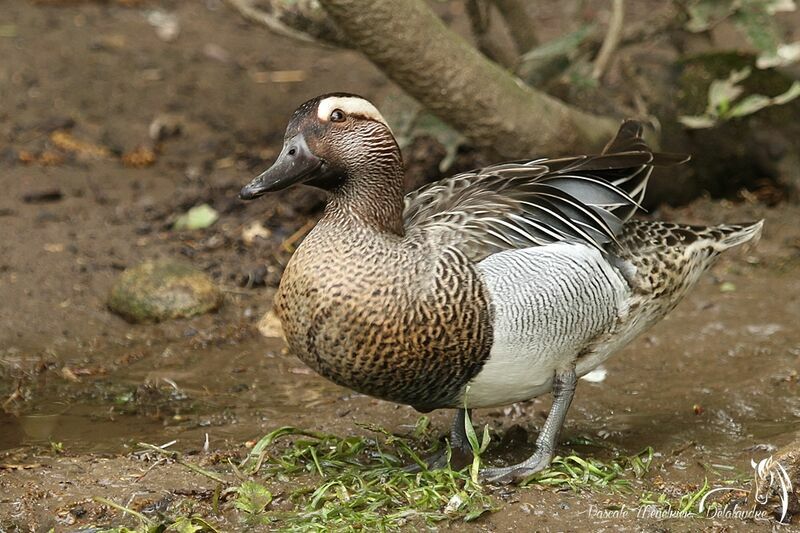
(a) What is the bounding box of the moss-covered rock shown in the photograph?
[108,259,222,323]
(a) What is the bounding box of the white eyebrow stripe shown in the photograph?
[317,96,390,129]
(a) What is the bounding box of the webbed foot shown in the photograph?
[480,366,577,485]
[479,447,553,484]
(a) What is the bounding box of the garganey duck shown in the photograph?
[240,93,763,483]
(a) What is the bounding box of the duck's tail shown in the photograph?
[613,219,763,298]
[600,120,689,220]
[707,220,764,252]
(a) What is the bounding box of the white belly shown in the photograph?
[465,243,630,408]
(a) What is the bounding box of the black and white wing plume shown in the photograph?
[403,120,688,262]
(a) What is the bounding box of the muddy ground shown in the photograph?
[1,1,800,531]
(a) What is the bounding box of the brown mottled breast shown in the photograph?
[274,217,493,411]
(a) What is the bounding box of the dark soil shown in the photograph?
[2,1,800,531]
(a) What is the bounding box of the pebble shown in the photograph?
[108,259,222,323]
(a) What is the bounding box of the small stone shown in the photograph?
[108,259,222,323]
[444,493,464,514]
[257,309,284,339]
[242,221,271,246]
[202,43,231,64]
[146,10,180,42]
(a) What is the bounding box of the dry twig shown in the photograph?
[465,0,518,69]
[137,442,229,485]
[592,0,625,80]
[493,0,538,54]
[225,0,343,48]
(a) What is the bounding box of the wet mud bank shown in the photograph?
[1,0,800,530]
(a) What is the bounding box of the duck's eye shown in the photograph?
[330,109,346,122]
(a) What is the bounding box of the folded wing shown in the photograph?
[403,120,688,261]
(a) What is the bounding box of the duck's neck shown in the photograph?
[325,147,405,236]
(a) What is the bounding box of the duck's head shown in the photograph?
[239,93,399,200]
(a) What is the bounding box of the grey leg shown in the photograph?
[480,366,577,484]
[448,408,474,468]
[405,408,474,471]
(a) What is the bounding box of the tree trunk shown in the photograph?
[318,0,619,158]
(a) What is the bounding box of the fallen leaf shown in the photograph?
[173,204,219,231]
[720,281,737,292]
[269,70,306,83]
[214,157,235,169]
[679,115,717,129]
[18,150,66,166]
[68,366,107,377]
[250,70,307,83]
[0,463,43,471]
[121,145,157,168]
[38,150,66,166]
[50,130,110,159]
[17,150,37,164]
[61,367,80,382]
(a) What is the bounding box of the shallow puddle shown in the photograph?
[0,337,351,454]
